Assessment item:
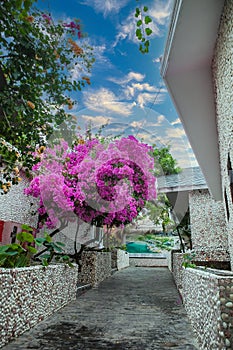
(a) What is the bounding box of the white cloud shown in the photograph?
[136,91,165,108]
[78,115,112,128]
[153,56,163,64]
[150,0,172,26]
[157,115,166,123]
[81,0,129,17]
[165,127,186,139]
[83,88,133,116]
[123,81,167,107]
[130,120,143,128]
[108,71,145,85]
[171,118,181,126]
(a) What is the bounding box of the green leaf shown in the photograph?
[62,255,70,260]
[44,234,52,243]
[144,16,152,25]
[135,7,140,16]
[16,231,34,243]
[0,245,9,253]
[136,20,142,27]
[21,224,33,232]
[55,241,65,247]
[23,0,31,12]
[42,259,49,267]
[143,6,148,12]
[145,28,153,36]
[40,254,51,260]
[4,251,19,256]
[15,0,23,10]
[27,246,38,254]
[35,237,46,246]
[136,29,142,40]
[52,244,63,252]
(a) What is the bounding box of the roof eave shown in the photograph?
[161,0,225,201]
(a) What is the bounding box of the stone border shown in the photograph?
[183,267,233,349]
[0,264,78,348]
[78,251,111,286]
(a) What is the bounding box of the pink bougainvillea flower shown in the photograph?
[24,135,157,229]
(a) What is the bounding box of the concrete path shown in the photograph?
[3,267,199,350]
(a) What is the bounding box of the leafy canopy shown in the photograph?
[0,0,94,193]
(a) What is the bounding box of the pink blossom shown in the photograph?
[24,135,157,229]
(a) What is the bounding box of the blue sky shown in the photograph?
[37,0,197,168]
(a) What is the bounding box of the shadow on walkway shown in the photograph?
[3,267,199,350]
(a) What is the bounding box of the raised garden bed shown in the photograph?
[0,264,78,348]
[78,251,111,286]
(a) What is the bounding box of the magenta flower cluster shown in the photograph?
[63,21,82,38]
[24,136,157,229]
[42,14,82,38]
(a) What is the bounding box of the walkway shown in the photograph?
[3,267,199,350]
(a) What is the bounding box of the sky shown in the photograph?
[37,0,198,169]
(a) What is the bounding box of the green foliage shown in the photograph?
[145,194,174,233]
[135,2,153,54]
[38,233,73,267]
[150,144,181,176]
[0,225,73,268]
[137,234,174,251]
[182,252,196,269]
[0,224,36,268]
[0,0,95,193]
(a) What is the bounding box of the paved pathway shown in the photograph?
[3,267,199,350]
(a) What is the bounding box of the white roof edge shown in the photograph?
[160,0,183,79]
[158,184,208,194]
[160,0,224,201]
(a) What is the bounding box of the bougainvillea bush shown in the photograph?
[24,135,157,229]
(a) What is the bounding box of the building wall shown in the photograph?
[212,0,233,266]
[0,172,38,244]
[189,189,228,251]
[0,173,38,228]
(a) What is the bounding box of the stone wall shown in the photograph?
[172,252,184,291]
[0,264,78,348]
[183,267,233,349]
[129,255,168,267]
[189,189,228,252]
[212,0,233,266]
[78,251,111,286]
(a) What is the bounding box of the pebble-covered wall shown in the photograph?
[0,264,78,348]
[212,0,233,267]
[189,189,228,252]
[78,251,111,286]
[172,252,184,292]
[0,172,38,228]
[183,267,233,350]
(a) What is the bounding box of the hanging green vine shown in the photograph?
[135,3,153,54]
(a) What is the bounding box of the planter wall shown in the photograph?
[183,267,233,350]
[111,249,129,270]
[0,264,78,348]
[78,251,111,286]
[172,252,184,291]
